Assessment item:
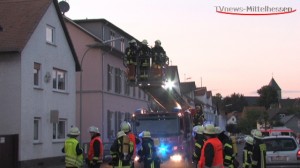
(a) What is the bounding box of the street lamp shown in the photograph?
[79,37,124,144]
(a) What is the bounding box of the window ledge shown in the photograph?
[52,139,65,144]
[53,90,69,95]
[33,86,43,90]
[33,141,43,145]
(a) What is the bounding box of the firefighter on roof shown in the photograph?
[125,39,138,82]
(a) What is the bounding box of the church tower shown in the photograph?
[268,77,281,99]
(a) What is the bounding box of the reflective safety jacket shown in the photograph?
[252,138,266,168]
[88,135,104,163]
[193,134,205,163]
[243,143,253,168]
[64,138,83,168]
[198,137,224,168]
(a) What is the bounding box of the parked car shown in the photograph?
[263,136,300,168]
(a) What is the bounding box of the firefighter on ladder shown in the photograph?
[125,39,138,83]
[137,39,151,81]
[151,40,166,79]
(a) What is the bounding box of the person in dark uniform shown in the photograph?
[110,131,134,168]
[137,40,151,81]
[192,125,205,168]
[243,136,254,168]
[125,39,138,82]
[216,127,236,168]
[251,130,266,168]
[193,105,204,126]
[137,131,160,168]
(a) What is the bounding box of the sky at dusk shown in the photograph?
[62,0,300,99]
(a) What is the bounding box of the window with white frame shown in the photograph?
[120,38,125,52]
[52,68,66,91]
[53,119,66,140]
[110,31,115,47]
[34,117,41,142]
[46,25,55,44]
[34,62,41,87]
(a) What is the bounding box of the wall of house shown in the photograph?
[66,19,150,144]
[0,53,21,135]
[19,3,76,161]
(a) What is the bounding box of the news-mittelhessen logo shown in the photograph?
[215,6,296,15]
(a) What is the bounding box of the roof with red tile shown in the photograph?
[0,0,80,70]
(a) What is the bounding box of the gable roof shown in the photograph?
[269,77,281,90]
[180,82,196,94]
[0,0,80,71]
[194,87,207,96]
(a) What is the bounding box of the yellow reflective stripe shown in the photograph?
[225,155,232,160]
[195,143,201,148]
[224,143,233,149]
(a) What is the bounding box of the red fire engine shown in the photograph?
[124,49,202,166]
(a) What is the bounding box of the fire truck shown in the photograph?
[124,50,201,166]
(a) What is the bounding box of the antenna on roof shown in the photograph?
[58,1,70,15]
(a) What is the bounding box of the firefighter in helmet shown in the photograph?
[251,130,266,168]
[110,131,134,168]
[125,39,138,82]
[137,131,160,168]
[87,126,103,168]
[198,124,224,168]
[216,127,237,168]
[62,127,84,168]
[192,125,205,167]
[243,136,254,168]
[137,39,151,81]
[151,40,166,66]
[120,121,140,168]
[193,105,204,126]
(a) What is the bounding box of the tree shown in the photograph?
[257,85,278,109]
[222,93,248,114]
[237,109,262,134]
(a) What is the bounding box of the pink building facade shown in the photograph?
[65,18,150,144]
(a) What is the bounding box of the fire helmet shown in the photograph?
[68,127,80,136]
[245,136,254,145]
[155,40,161,46]
[142,39,148,45]
[120,121,131,133]
[193,125,204,135]
[140,131,151,138]
[89,126,99,133]
[203,124,216,135]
